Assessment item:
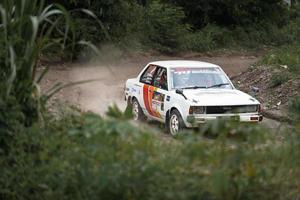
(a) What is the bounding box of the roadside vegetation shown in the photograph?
[1,0,300,199]
[1,109,300,200]
[42,0,300,55]
[234,44,300,112]
[260,46,300,75]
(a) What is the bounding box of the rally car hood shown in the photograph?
[183,89,259,106]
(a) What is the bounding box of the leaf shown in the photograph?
[38,5,62,22]
[36,66,49,84]
[6,46,17,97]
[78,40,100,55]
[54,4,75,50]
[30,16,39,46]
[0,5,8,44]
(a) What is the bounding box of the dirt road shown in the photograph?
[41,53,260,115]
[41,52,284,131]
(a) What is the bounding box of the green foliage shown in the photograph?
[43,0,300,54]
[51,0,145,45]
[260,46,300,74]
[0,96,25,153]
[144,1,188,53]
[0,0,92,152]
[270,73,290,88]
[276,18,300,45]
[106,104,133,120]
[288,96,300,122]
[1,111,300,199]
[164,0,289,28]
[2,1,300,198]
[183,24,233,52]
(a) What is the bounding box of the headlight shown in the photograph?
[236,105,259,113]
[189,106,205,114]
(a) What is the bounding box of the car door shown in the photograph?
[139,64,158,117]
[149,67,169,120]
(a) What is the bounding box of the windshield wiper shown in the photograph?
[182,86,207,89]
[207,83,230,88]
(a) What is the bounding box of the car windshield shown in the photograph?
[170,67,233,90]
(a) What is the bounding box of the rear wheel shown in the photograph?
[168,109,185,136]
[132,98,146,121]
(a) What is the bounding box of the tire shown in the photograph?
[168,109,185,136]
[131,98,146,121]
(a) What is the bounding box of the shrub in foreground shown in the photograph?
[1,111,300,200]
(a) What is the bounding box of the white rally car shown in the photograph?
[125,60,262,135]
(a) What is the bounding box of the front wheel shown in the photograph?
[168,109,185,136]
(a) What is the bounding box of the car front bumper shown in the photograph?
[185,113,263,127]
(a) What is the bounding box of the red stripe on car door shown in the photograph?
[143,85,154,116]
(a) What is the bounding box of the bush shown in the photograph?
[183,25,233,52]
[1,110,300,199]
[42,0,300,55]
[289,96,300,122]
[277,18,300,45]
[164,0,289,28]
[270,73,290,88]
[0,96,25,153]
[260,46,300,74]
[144,1,189,53]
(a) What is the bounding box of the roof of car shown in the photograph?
[149,60,220,68]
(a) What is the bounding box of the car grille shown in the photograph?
[206,105,258,114]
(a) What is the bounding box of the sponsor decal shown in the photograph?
[131,88,137,93]
[153,91,165,112]
[143,85,164,118]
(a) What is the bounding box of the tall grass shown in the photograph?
[0,0,92,154]
[0,0,74,122]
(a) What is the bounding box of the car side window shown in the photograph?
[153,67,168,90]
[140,65,157,85]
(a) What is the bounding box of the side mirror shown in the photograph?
[176,89,187,100]
[250,86,259,97]
[176,88,183,94]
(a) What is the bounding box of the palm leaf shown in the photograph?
[6,46,16,97]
